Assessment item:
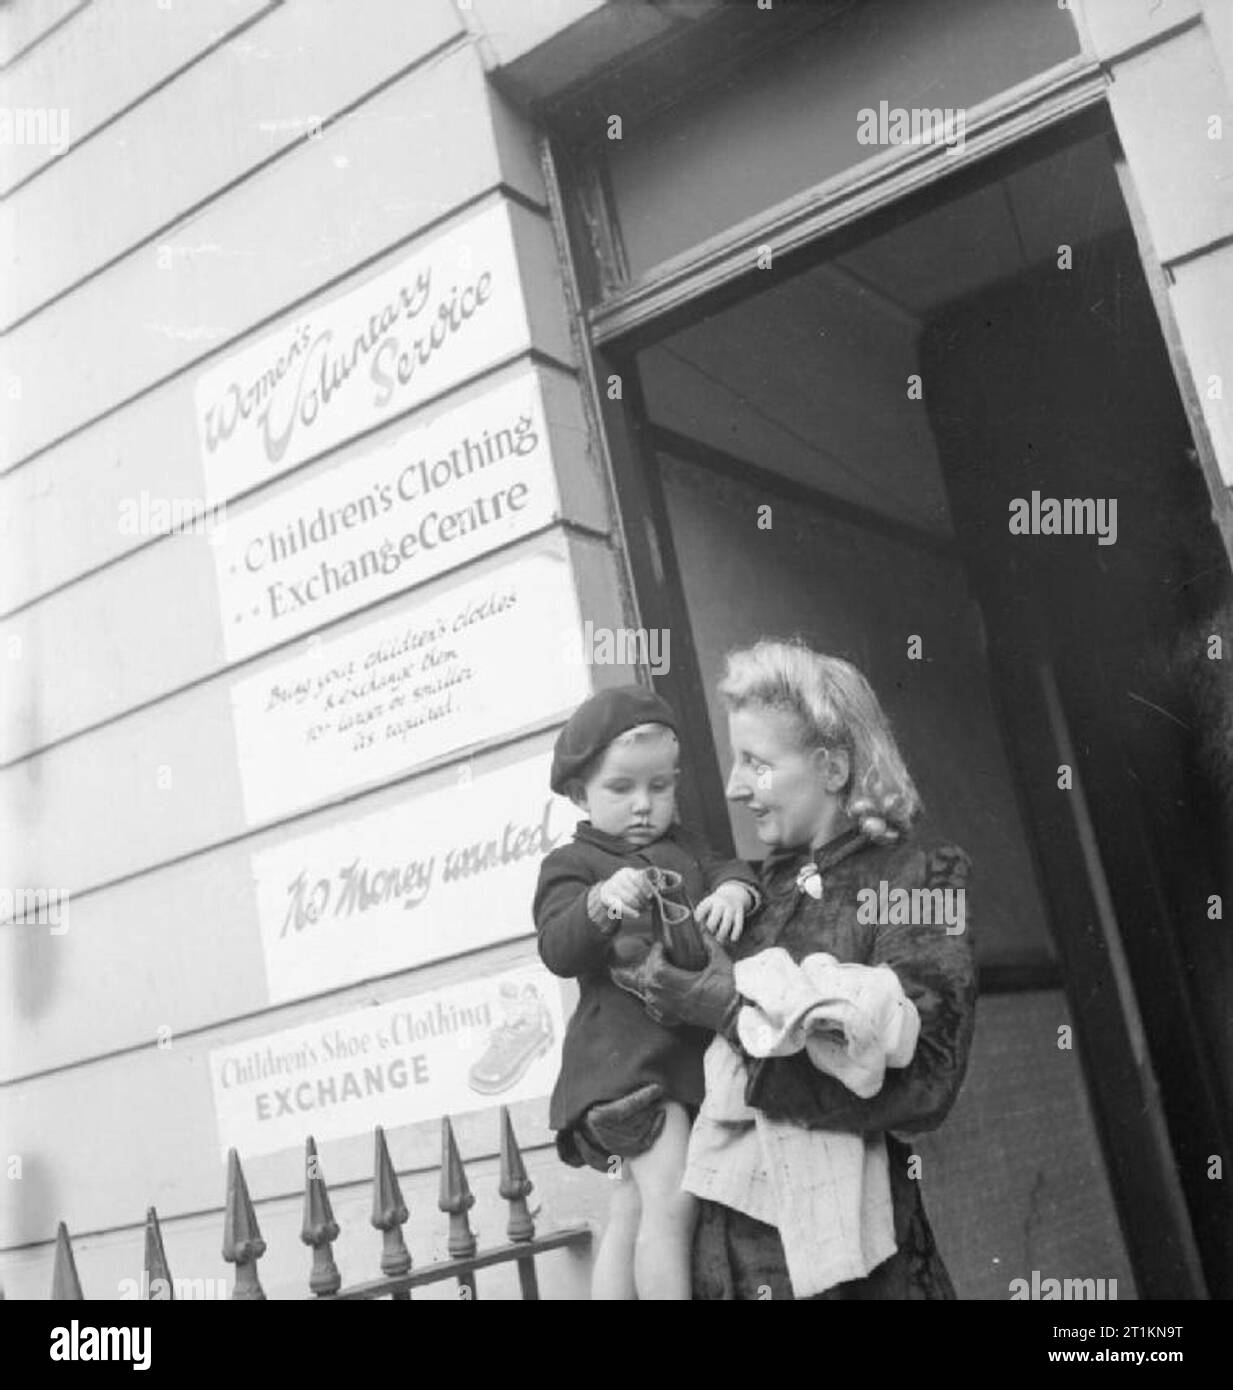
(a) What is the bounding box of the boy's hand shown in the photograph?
[595,867,652,923]
[694,881,754,944]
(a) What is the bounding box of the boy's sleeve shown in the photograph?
[743,844,976,1134]
[533,848,621,978]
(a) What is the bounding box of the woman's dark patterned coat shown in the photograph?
[692,828,978,1301]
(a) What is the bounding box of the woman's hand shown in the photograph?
[695,881,755,943]
[612,934,741,1037]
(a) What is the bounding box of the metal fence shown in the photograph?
[46,1107,592,1300]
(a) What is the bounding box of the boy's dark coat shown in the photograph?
[533,822,757,1153]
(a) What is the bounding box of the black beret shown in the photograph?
[550,685,678,794]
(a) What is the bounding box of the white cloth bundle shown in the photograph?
[682,948,921,1298]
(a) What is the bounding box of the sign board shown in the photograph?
[213,370,560,662]
[207,964,566,1159]
[252,750,578,1004]
[229,548,590,825]
[195,202,531,502]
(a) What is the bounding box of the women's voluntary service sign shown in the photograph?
[194,201,531,504]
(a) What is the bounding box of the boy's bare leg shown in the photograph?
[627,1101,698,1300]
[590,1164,640,1300]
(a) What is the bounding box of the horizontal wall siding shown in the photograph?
[1203,0,1233,99]
[0,194,571,617]
[1168,241,1233,485]
[0,39,544,470]
[2,0,462,325]
[1075,0,1199,56]
[0,531,625,901]
[0,0,86,71]
[0,315,585,763]
[1097,20,1233,266]
[0,0,632,1304]
[1,726,578,1081]
[0,935,569,1247]
[0,0,274,194]
[1075,2,1233,488]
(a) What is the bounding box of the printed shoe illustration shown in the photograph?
[467,983,554,1095]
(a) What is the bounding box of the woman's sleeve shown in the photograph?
[744,845,977,1134]
[533,852,619,978]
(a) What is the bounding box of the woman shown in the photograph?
[610,639,977,1299]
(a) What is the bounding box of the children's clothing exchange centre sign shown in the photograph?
[252,751,578,1005]
[208,964,567,1159]
[228,548,591,826]
[194,201,531,504]
[213,370,560,663]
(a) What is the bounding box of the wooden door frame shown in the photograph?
[538,56,1214,1296]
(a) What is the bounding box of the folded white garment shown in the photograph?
[683,947,921,1298]
[734,947,921,1096]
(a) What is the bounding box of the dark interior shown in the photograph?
[921,227,1233,1298]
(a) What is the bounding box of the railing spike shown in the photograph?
[439,1117,477,1255]
[498,1108,540,1299]
[221,1148,267,1301]
[371,1126,412,1296]
[439,1117,477,1298]
[498,1106,535,1243]
[301,1136,342,1296]
[143,1206,174,1300]
[51,1222,84,1300]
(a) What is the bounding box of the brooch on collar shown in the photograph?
[795,863,824,899]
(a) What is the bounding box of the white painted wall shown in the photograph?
[0,0,624,1301]
[1073,0,1233,490]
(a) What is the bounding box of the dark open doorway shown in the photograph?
[921,221,1233,1301]
[610,119,1232,1298]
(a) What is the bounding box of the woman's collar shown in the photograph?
[811,824,867,869]
[764,825,870,876]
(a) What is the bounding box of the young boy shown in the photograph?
[532,684,759,1300]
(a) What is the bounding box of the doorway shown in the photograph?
[616,123,1232,1298]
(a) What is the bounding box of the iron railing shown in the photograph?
[46,1107,592,1300]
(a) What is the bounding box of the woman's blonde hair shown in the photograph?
[717,639,921,842]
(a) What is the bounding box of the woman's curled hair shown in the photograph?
[718,639,921,842]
